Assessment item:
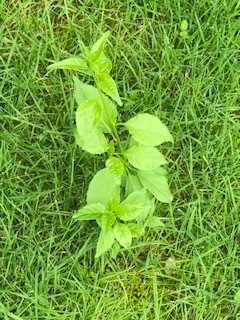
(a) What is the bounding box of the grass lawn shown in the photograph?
[1,0,240,319]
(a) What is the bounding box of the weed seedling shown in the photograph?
[47,32,173,258]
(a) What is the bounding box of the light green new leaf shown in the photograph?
[73,76,99,105]
[98,72,122,106]
[180,20,188,31]
[106,156,124,185]
[146,216,165,228]
[90,31,111,61]
[124,113,173,146]
[76,100,108,154]
[116,190,150,221]
[114,222,132,248]
[105,191,120,213]
[101,212,115,230]
[87,168,118,205]
[137,168,173,203]
[127,223,142,237]
[73,203,105,220]
[47,58,89,72]
[90,53,112,75]
[97,96,118,134]
[95,227,115,258]
[125,145,168,170]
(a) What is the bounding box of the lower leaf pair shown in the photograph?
[73,187,150,258]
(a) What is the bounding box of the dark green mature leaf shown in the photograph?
[124,113,173,146]
[73,76,99,105]
[98,72,122,106]
[47,58,89,72]
[114,222,132,248]
[87,168,118,205]
[75,100,108,154]
[73,203,105,220]
[95,227,115,258]
[106,156,124,185]
[116,190,150,221]
[125,145,167,170]
[137,168,173,203]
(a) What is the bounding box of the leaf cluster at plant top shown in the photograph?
[47,31,173,258]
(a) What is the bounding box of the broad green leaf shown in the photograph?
[124,113,173,146]
[137,168,173,203]
[90,53,112,75]
[81,129,108,154]
[136,194,155,226]
[116,190,150,221]
[97,96,118,133]
[110,241,121,259]
[106,156,124,185]
[98,72,122,106]
[90,31,111,61]
[114,222,132,248]
[47,58,89,72]
[73,203,105,220]
[73,76,99,105]
[129,136,139,147]
[125,172,143,196]
[95,227,115,258]
[76,100,108,154]
[127,223,142,237]
[76,99,101,126]
[87,168,118,205]
[125,145,167,170]
[146,216,165,228]
[73,128,84,148]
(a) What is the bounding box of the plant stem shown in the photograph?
[92,73,125,155]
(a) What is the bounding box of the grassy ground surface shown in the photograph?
[1,0,240,319]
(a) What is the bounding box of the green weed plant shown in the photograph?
[47,32,173,258]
